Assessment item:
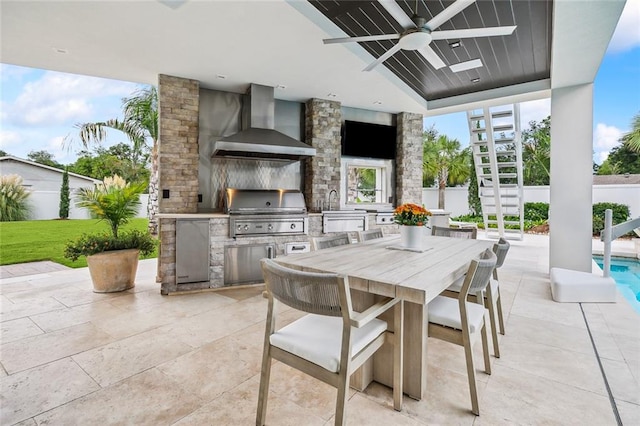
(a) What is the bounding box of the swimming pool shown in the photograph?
[593,256,640,314]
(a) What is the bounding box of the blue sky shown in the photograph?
[1,0,639,166]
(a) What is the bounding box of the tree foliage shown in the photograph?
[423,131,470,209]
[621,112,640,153]
[27,150,64,169]
[68,143,150,184]
[59,168,70,219]
[72,86,158,234]
[597,143,640,175]
[522,116,550,185]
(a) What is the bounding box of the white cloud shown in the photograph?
[608,0,640,53]
[519,98,550,129]
[595,151,610,164]
[593,123,623,164]
[4,70,138,127]
[0,130,23,150]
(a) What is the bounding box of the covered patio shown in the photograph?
[1,1,637,424]
[1,235,638,424]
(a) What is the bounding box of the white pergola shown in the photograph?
[0,0,627,272]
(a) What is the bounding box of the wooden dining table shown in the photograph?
[274,234,494,400]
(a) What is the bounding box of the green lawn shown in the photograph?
[0,218,157,268]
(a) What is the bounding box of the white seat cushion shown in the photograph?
[270,314,387,373]
[428,296,486,333]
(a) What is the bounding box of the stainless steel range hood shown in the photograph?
[212,84,316,161]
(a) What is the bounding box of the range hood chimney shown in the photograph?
[212,84,316,161]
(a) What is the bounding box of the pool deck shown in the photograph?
[0,234,638,425]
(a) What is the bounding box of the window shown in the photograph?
[341,157,393,208]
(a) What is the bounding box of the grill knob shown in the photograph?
[268,224,273,231]
[243,225,249,231]
[290,223,296,229]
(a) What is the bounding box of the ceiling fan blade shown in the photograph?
[431,26,517,40]
[363,43,402,72]
[418,45,446,70]
[323,34,400,45]
[377,0,416,29]
[427,0,476,30]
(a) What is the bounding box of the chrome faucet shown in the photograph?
[328,189,338,211]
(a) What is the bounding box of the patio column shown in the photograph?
[549,83,594,272]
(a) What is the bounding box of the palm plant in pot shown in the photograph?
[64,175,156,293]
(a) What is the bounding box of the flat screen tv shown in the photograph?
[341,120,396,159]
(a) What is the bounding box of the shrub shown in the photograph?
[592,202,630,236]
[524,202,549,221]
[0,174,31,221]
[64,229,156,261]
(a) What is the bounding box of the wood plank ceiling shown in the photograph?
[309,0,553,102]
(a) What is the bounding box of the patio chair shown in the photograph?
[442,238,510,358]
[257,259,403,426]
[427,249,496,416]
[431,225,477,239]
[357,228,384,242]
[311,233,352,250]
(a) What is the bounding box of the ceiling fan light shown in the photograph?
[399,31,432,51]
[449,41,461,48]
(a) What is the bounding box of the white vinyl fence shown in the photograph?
[26,192,150,220]
[422,185,640,218]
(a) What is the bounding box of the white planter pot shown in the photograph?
[400,225,424,250]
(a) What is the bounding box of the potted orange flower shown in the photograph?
[393,203,432,249]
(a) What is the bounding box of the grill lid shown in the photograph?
[225,188,307,214]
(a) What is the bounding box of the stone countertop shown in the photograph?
[157,213,229,219]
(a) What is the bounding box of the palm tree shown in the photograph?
[622,112,640,153]
[75,86,159,235]
[423,135,470,209]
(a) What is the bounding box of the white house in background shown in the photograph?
[0,156,100,220]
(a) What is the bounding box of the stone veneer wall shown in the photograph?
[304,98,342,211]
[157,74,200,293]
[395,112,423,205]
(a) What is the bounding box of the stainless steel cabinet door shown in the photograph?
[224,243,275,286]
[176,220,210,284]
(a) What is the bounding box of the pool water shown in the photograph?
[593,256,640,314]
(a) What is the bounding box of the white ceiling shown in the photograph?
[0,0,625,116]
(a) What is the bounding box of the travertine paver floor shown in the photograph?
[0,235,638,425]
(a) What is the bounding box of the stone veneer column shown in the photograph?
[304,98,342,211]
[396,112,423,205]
[157,74,200,294]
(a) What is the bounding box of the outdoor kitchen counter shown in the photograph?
[157,213,230,218]
[157,212,398,295]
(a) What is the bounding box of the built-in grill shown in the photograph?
[225,188,309,237]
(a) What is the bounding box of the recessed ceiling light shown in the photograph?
[471,78,480,83]
[449,41,461,48]
[216,74,227,79]
[449,58,483,73]
[52,47,68,54]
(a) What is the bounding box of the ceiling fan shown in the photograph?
[323,0,516,72]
